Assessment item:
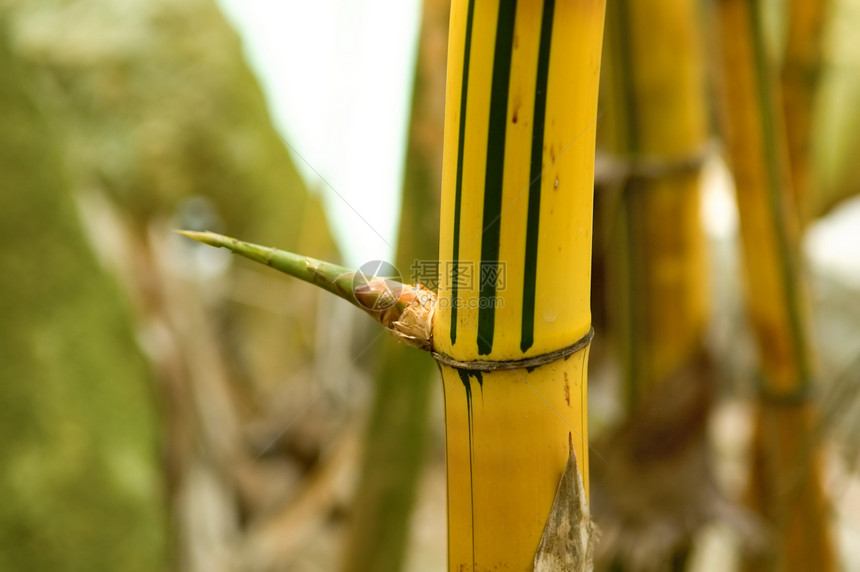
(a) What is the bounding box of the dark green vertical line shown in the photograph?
[457,369,477,568]
[477,0,518,355]
[450,0,477,345]
[748,3,811,389]
[521,0,556,353]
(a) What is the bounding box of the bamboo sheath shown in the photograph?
[434,0,605,569]
[715,1,834,570]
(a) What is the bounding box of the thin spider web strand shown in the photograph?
[255,111,392,249]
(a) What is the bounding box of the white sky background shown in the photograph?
[214,0,422,267]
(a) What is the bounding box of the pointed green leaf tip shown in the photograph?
[176,230,436,351]
[176,229,223,248]
[176,229,355,300]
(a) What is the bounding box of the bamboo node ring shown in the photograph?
[432,328,594,371]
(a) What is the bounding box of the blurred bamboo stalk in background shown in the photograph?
[780,0,831,226]
[601,0,710,403]
[714,1,835,570]
[340,0,448,569]
[434,0,605,568]
[591,0,716,568]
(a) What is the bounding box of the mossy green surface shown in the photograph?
[4,0,335,254]
[3,0,339,390]
[813,0,860,216]
[0,22,167,571]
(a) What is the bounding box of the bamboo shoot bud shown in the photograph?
[178,230,435,350]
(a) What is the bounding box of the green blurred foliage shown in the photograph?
[813,0,860,216]
[4,0,342,381]
[0,20,167,571]
[6,0,332,248]
[3,0,341,389]
[0,0,346,568]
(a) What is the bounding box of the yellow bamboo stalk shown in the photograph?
[714,1,835,570]
[434,0,605,568]
[591,0,713,567]
[781,0,831,226]
[600,0,709,400]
